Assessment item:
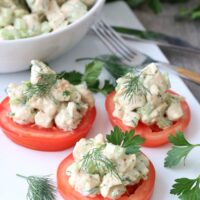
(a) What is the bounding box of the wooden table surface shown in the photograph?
[134,0,200,102]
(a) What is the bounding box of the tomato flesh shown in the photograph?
[0,97,96,151]
[105,90,191,147]
[57,153,155,200]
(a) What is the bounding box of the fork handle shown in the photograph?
[175,67,200,85]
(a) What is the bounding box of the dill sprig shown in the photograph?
[81,146,122,181]
[23,73,57,102]
[17,174,56,200]
[123,73,147,100]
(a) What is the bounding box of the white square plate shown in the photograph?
[0,2,200,200]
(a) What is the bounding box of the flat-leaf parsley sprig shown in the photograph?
[57,60,115,95]
[170,175,200,200]
[164,131,200,168]
[17,174,56,200]
[106,126,145,154]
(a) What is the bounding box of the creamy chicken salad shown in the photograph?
[6,60,94,130]
[67,133,149,199]
[0,0,96,40]
[113,63,184,129]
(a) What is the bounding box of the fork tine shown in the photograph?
[92,25,126,59]
[93,19,149,66]
[92,25,123,58]
[98,20,137,58]
[96,21,134,60]
[93,22,133,61]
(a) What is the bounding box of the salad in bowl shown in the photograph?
[0,0,105,73]
[0,0,96,40]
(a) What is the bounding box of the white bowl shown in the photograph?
[0,0,105,73]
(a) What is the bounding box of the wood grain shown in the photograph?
[176,67,200,85]
[134,0,200,101]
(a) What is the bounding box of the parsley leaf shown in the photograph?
[88,80,115,95]
[106,126,145,154]
[57,71,83,85]
[97,55,134,79]
[99,80,115,95]
[82,61,104,86]
[164,132,200,167]
[57,61,114,95]
[77,55,134,79]
[168,131,192,146]
[170,176,200,200]
[164,146,194,168]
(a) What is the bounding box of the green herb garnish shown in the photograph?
[63,90,70,97]
[164,132,200,167]
[19,59,114,103]
[77,55,149,99]
[57,61,104,87]
[82,61,104,86]
[106,126,145,154]
[122,73,147,101]
[57,71,82,85]
[23,73,57,102]
[99,80,115,95]
[170,175,200,200]
[87,79,115,95]
[57,60,114,95]
[81,145,122,180]
[17,174,56,200]
[77,55,135,79]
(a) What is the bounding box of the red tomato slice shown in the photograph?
[105,90,191,147]
[0,97,96,151]
[57,153,155,200]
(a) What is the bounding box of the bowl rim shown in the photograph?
[0,0,105,44]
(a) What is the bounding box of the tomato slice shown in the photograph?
[57,153,155,200]
[105,90,191,147]
[0,97,96,151]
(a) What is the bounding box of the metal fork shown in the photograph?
[92,19,200,85]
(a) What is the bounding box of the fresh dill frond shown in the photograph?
[81,146,122,181]
[17,174,56,200]
[123,73,147,101]
[23,73,57,102]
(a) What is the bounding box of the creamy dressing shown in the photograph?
[7,60,94,131]
[67,134,149,199]
[0,0,95,40]
[113,63,184,129]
